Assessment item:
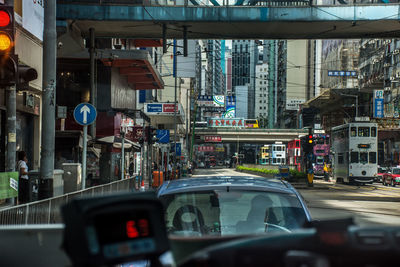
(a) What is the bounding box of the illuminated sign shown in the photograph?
[208,118,244,128]
[358,144,370,149]
[204,135,222,142]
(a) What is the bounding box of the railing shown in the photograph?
[0,178,136,225]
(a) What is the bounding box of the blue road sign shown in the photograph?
[156,130,170,144]
[146,103,162,113]
[175,143,181,157]
[74,103,97,126]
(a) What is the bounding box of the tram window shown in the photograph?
[369,152,376,164]
[350,152,359,163]
[358,127,370,137]
[273,158,276,163]
[338,154,344,164]
[371,127,377,137]
[351,127,357,137]
[360,152,368,164]
[296,141,300,147]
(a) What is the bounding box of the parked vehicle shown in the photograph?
[382,167,400,187]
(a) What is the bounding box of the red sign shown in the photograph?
[204,135,222,142]
[163,104,178,113]
[198,146,215,152]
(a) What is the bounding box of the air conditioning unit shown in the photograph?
[393,49,399,55]
[390,76,395,81]
[384,63,390,68]
[396,73,400,78]
[384,87,391,91]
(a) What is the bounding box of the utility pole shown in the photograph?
[173,40,177,178]
[39,0,56,197]
[89,28,96,139]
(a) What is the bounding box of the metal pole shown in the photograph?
[40,0,56,182]
[89,28,96,139]
[356,95,359,118]
[5,85,16,173]
[121,131,125,180]
[173,41,177,177]
[82,125,87,189]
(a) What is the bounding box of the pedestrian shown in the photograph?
[17,151,29,204]
[168,161,172,180]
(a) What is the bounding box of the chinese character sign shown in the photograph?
[204,136,222,142]
[208,118,244,128]
[373,90,384,118]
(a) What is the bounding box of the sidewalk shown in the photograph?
[289,179,334,190]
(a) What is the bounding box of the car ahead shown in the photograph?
[376,166,388,183]
[157,176,312,237]
[382,167,400,187]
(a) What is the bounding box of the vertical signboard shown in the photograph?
[373,90,384,118]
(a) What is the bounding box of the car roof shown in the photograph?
[157,176,298,196]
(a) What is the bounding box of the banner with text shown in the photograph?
[208,118,244,128]
[0,172,18,199]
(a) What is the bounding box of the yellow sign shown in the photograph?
[215,147,225,152]
[8,133,16,143]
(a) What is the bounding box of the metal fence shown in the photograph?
[0,178,136,225]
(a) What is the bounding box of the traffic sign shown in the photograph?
[156,129,170,144]
[73,103,97,126]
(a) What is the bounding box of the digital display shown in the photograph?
[94,211,152,245]
[358,144,370,148]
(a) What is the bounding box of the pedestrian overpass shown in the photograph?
[194,128,308,142]
[57,1,400,39]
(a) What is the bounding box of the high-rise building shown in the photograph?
[255,60,268,126]
[232,40,258,118]
[206,40,223,95]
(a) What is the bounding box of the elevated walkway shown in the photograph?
[57,3,400,39]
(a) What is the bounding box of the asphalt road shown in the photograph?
[192,167,400,227]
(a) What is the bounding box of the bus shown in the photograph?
[258,145,271,165]
[244,119,259,128]
[331,122,378,184]
[271,142,286,165]
[313,134,330,176]
[287,139,301,171]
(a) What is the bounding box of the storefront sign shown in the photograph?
[204,135,222,142]
[145,103,180,115]
[197,95,225,107]
[208,118,244,128]
[0,172,18,199]
[198,146,214,152]
[373,90,384,118]
[328,70,357,77]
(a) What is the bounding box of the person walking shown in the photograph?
[17,151,30,204]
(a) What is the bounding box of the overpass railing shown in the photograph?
[61,0,377,7]
[0,178,136,225]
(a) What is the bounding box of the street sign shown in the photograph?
[176,143,181,157]
[73,103,97,126]
[156,130,170,144]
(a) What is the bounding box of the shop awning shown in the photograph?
[60,48,164,90]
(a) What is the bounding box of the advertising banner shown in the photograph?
[0,172,18,199]
[208,118,244,128]
[145,103,180,115]
[328,70,357,77]
[286,99,305,111]
[204,135,222,142]
[23,0,44,41]
[198,146,215,152]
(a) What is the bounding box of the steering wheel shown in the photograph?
[172,205,206,234]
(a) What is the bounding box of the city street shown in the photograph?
[192,168,400,227]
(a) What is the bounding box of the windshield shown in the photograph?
[393,168,400,175]
[160,190,307,236]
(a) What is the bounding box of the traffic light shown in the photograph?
[145,126,158,144]
[307,134,314,145]
[0,5,16,85]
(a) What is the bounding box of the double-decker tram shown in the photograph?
[258,145,271,165]
[313,134,330,176]
[271,142,286,165]
[287,139,301,171]
[331,121,378,184]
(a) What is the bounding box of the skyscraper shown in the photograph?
[232,40,258,118]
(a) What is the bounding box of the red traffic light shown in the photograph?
[308,135,313,139]
[0,10,10,27]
